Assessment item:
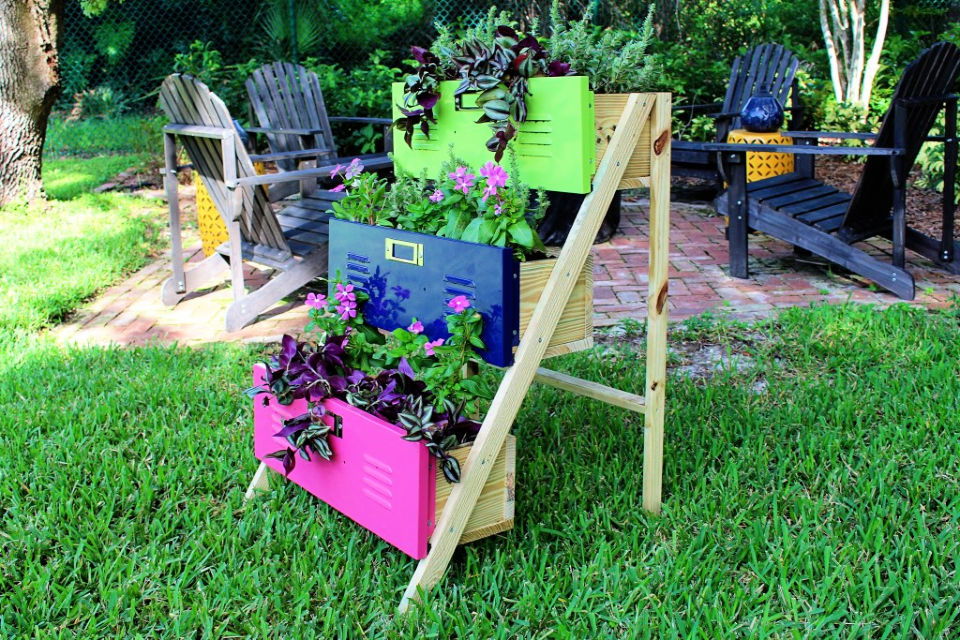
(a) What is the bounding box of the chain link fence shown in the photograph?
[59,0,645,113]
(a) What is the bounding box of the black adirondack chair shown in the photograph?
[675,42,960,299]
[672,43,802,183]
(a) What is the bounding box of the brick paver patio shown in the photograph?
[54,199,959,347]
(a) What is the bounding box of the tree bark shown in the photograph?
[0,0,62,206]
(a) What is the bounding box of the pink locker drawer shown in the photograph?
[252,365,435,558]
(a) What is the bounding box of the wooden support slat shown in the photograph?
[397,93,657,614]
[534,368,646,413]
[642,94,671,515]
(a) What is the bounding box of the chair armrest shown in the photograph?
[783,131,878,140]
[328,116,394,126]
[228,154,393,188]
[163,124,233,139]
[673,140,904,156]
[672,102,723,115]
[245,126,324,136]
[249,148,333,163]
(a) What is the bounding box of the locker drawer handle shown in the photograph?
[385,238,423,266]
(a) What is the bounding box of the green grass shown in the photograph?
[0,154,164,332]
[1,161,958,636]
[43,153,152,201]
[2,303,959,636]
[45,113,164,158]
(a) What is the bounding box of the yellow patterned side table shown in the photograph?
[725,129,794,182]
[193,161,267,256]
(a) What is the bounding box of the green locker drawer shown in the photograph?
[391,76,595,194]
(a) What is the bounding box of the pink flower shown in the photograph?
[429,189,444,203]
[335,283,356,302]
[408,320,424,334]
[330,184,346,193]
[481,184,498,202]
[480,161,509,188]
[329,163,345,179]
[494,203,503,216]
[424,338,445,356]
[448,295,471,313]
[344,157,364,180]
[305,292,326,310]
[337,300,357,321]
[448,166,470,181]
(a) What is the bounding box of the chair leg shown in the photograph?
[726,155,750,278]
[227,218,246,303]
[160,253,230,306]
[163,132,187,298]
[225,249,328,332]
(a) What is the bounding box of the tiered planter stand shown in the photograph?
[245,91,672,613]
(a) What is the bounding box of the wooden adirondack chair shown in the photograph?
[676,42,960,299]
[158,73,391,331]
[672,43,802,183]
[245,61,392,198]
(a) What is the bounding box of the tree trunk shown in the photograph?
[0,0,62,207]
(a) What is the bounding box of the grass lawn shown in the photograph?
[1,158,958,636]
[43,154,153,201]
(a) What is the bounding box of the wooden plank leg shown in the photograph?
[244,461,272,501]
[225,248,327,332]
[160,253,230,306]
[397,93,655,614]
[642,94,672,515]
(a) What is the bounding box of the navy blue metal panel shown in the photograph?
[328,219,521,367]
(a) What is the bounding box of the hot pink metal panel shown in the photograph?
[252,365,436,558]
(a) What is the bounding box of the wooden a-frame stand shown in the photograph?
[245,93,672,613]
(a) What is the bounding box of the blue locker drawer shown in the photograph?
[328,219,521,367]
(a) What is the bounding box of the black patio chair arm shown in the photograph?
[783,131,878,140]
[673,140,904,156]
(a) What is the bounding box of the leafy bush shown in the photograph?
[45,114,164,157]
[546,1,657,93]
[67,86,131,120]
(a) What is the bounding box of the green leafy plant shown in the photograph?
[546,1,658,93]
[67,86,130,120]
[330,154,547,260]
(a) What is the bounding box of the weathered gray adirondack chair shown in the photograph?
[245,61,392,198]
[676,42,960,299]
[672,43,802,182]
[158,73,390,331]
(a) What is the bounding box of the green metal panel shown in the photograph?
[391,76,595,194]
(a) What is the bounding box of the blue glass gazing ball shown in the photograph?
[740,85,785,133]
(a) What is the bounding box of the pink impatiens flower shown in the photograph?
[408,320,424,334]
[344,157,364,180]
[429,189,444,203]
[336,299,357,321]
[494,203,503,216]
[448,295,471,313]
[329,163,345,179]
[481,184,498,202]
[305,292,326,310]
[335,283,356,302]
[479,161,509,188]
[423,338,445,356]
[329,184,346,193]
[448,166,475,194]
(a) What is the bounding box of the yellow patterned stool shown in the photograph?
[194,161,267,256]
[725,129,794,182]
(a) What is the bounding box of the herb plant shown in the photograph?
[546,1,658,94]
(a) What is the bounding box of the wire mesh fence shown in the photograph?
[59,0,646,113]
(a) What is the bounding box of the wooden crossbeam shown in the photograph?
[534,367,646,413]
[397,93,659,613]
